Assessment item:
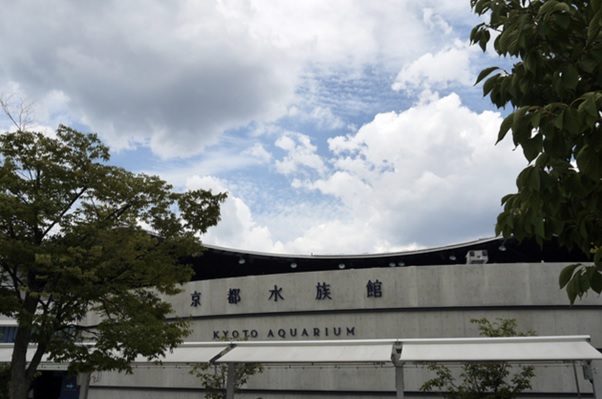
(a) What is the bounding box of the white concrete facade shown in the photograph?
[86,261,602,398]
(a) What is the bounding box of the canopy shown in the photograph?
[398,336,602,362]
[2,336,600,366]
[216,340,394,363]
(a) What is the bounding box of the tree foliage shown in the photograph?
[470,0,602,304]
[191,362,263,399]
[0,125,226,399]
[420,318,536,399]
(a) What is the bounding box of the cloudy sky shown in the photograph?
[0,1,526,255]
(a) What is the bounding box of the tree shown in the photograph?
[0,125,227,399]
[469,0,602,303]
[190,362,263,399]
[420,318,536,399]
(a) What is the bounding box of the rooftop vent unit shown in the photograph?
[466,250,488,264]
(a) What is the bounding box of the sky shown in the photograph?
[0,0,527,255]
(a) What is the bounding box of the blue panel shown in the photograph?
[59,376,79,399]
[0,327,17,343]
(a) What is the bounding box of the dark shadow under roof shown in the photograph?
[189,236,588,281]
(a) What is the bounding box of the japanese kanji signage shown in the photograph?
[190,278,383,307]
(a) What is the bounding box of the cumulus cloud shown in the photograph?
[190,94,524,255]
[264,94,525,253]
[392,40,479,95]
[274,132,327,177]
[184,175,283,252]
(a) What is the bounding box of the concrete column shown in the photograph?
[391,342,404,399]
[395,364,405,399]
[77,372,90,399]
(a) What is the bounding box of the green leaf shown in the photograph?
[576,144,602,180]
[483,73,501,96]
[559,264,580,289]
[479,29,491,52]
[577,93,599,125]
[475,66,501,85]
[496,113,514,144]
[538,0,560,16]
[552,110,564,130]
[522,133,542,162]
[587,10,602,43]
[497,27,519,54]
[590,272,602,294]
[566,273,581,304]
[561,64,579,91]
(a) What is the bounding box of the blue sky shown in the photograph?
[0,1,526,255]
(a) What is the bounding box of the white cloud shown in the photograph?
[264,94,524,253]
[185,175,285,252]
[193,94,525,255]
[242,143,272,162]
[392,40,479,95]
[274,132,327,176]
[0,1,472,159]
[0,1,520,255]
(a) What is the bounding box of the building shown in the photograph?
[2,236,601,398]
[77,236,602,398]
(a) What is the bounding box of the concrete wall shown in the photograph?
[88,262,602,398]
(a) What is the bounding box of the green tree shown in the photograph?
[0,125,227,399]
[469,0,602,303]
[190,362,263,399]
[421,318,536,399]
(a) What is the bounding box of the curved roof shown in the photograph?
[190,236,588,281]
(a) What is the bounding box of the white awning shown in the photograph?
[0,342,229,368]
[2,336,600,367]
[215,340,393,363]
[399,336,602,362]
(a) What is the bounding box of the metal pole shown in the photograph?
[573,362,581,399]
[225,362,236,399]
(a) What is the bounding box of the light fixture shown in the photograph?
[398,261,405,266]
[499,244,507,251]
[466,250,488,264]
[338,263,345,269]
[238,257,246,265]
[449,255,457,261]
[389,262,396,267]
[290,262,297,269]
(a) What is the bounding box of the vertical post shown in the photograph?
[395,364,405,399]
[391,342,404,399]
[77,372,90,399]
[588,360,602,399]
[225,362,236,399]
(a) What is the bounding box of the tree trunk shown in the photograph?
[10,329,34,399]
[10,294,43,399]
